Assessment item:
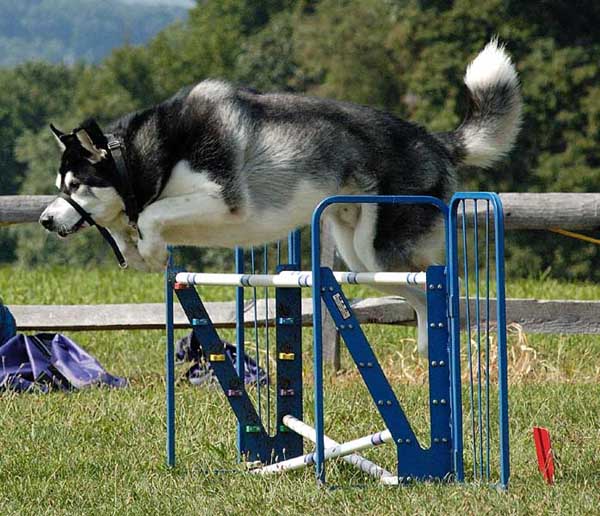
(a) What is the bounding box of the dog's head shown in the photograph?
[39,119,125,237]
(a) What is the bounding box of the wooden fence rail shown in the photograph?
[2,193,600,229]
[8,297,600,335]
[0,195,55,226]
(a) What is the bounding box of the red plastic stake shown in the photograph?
[533,427,555,484]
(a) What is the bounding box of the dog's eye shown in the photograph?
[70,181,81,191]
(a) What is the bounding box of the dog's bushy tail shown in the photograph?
[441,39,522,168]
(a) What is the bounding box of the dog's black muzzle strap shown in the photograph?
[58,193,127,268]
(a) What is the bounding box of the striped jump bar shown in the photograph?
[175,270,426,288]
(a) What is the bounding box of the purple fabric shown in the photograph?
[0,333,127,392]
[177,333,267,386]
[0,304,17,345]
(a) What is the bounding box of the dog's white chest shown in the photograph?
[153,161,333,248]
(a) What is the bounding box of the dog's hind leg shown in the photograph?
[326,208,369,273]
[352,203,430,357]
[374,283,429,358]
[328,203,430,356]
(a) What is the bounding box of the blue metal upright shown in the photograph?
[448,192,509,489]
[288,229,301,268]
[165,246,175,467]
[311,195,449,485]
[317,265,452,482]
[170,240,304,465]
[235,246,245,461]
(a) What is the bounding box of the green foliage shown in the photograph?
[236,9,303,92]
[1,0,599,278]
[0,62,78,194]
[0,62,79,262]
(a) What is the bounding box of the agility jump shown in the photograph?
[165,193,509,488]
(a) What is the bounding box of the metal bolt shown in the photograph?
[386,400,392,406]
[367,362,373,367]
[441,399,447,405]
[328,286,334,292]
[405,438,411,444]
[430,322,435,328]
[439,360,446,367]
[321,287,326,292]
[432,399,438,405]
[442,437,448,443]
[429,284,435,290]
[348,324,353,329]
[433,438,440,443]
[431,361,437,367]
[358,362,365,367]
[339,324,345,330]
[437,283,443,290]
[377,400,384,406]
[438,322,444,328]
[397,438,403,444]
[406,476,412,482]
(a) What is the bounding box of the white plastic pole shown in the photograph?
[175,271,426,288]
[279,415,395,480]
[252,417,393,475]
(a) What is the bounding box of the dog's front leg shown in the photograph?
[135,218,169,273]
[106,215,150,271]
[136,191,234,272]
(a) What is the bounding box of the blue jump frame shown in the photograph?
[165,192,509,489]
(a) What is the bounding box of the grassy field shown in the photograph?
[1,266,599,515]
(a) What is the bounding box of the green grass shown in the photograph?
[1,266,599,515]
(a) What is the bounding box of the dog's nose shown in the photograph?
[40,214,54,230]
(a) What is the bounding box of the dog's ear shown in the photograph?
[79,118,108,146]
[50,123,66,151]
[75,127,108,164]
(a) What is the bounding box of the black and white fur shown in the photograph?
[40,40,522,355]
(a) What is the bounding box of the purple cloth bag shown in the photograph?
[0,333,127,392]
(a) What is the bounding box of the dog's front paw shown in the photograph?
[115,239,152,272]
[137,239,168,272]
[124,253,154,272]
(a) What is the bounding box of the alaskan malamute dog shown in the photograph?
[40,40,521,354]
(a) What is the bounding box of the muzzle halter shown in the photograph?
[57,192,127,268]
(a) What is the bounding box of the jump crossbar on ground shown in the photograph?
[276,415,396,482]
[175,270,427,288]
[252,415,392,476]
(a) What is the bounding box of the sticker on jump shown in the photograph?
[332,293,351,320]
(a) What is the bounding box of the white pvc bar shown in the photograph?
[175,270,426,288]
[252,417,393,475]
[279,415,394,481]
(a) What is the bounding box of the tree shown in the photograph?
[4,0,600,278]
